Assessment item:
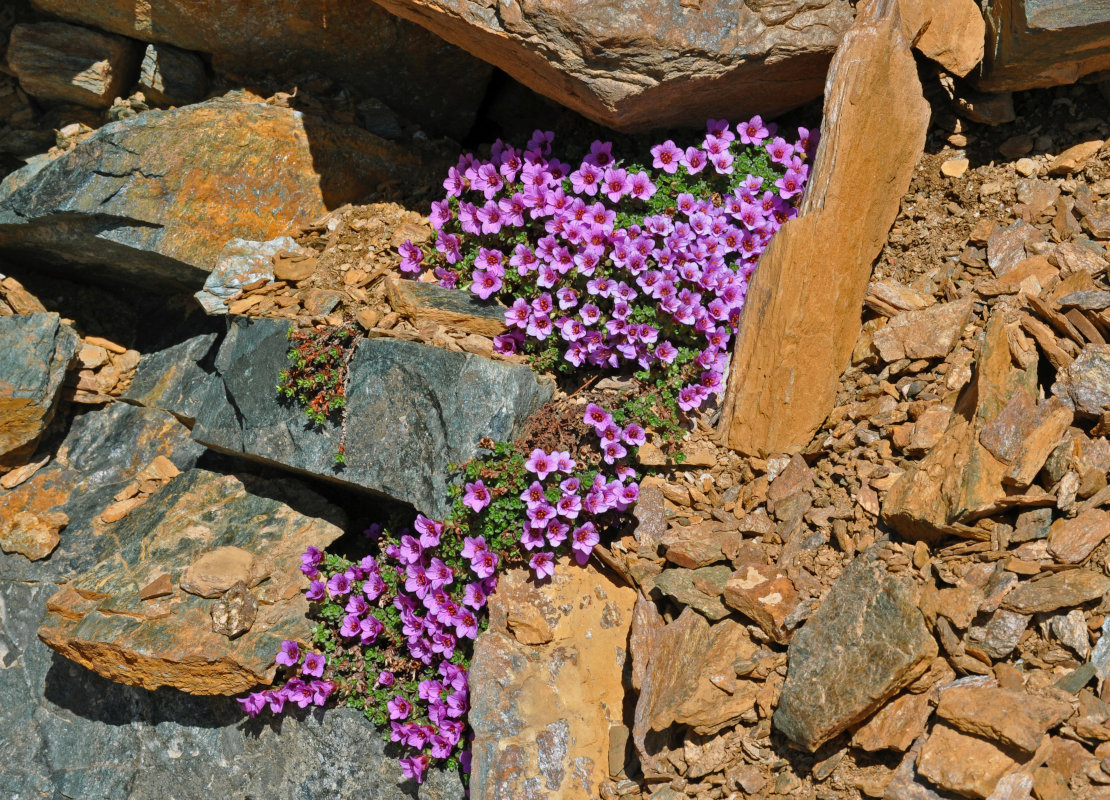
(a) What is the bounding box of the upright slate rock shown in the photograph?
[122,331,221,425]
[773,547,938,751]
[0,99,430,290]
[192,317,552,517]
[137,43,208,106]
[0,312,78,468]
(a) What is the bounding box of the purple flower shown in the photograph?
[775,167,804,200]
[339,614,361,638]
[471,269,502,300]
[326,572,350,597]
[363,572,386,601]
[603,441,627,464]
[399,240,423,275]
[529,551,556,580]
[739,115,769,146]
[524,448,555,480]
[301,652,325,678]
[237,691,267,716]
[275,640,300,667]
[463,581,487,609]
[265,688,286,714]
[456,609,478,639]
[388,695,413,720]
[461,535,488,559]
[415,515,443,547]
[569,162,602,196]
[310,679,334,705]
[547,520,570,547]
[305,580,325,602]
[470,549,499,579]
[463,479,492,513]
[571,522,600,564]
[622,423,647,446]
[583,402,612,430]
[651,140,682,174]
[378,670,395,687]
[601,167,629,202]
[556,492,582,519]
[681,147,707,174]
[401,755,430,785]
[360,615,384,644]
[585,140,614,167]
[285,678,312,709]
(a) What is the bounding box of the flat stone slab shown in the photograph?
[0,311,77,468]
[0,99,428,290]
[773,547,938,751]
[38,468,346,695]
[192,316,552,517]
[122,331,220,425]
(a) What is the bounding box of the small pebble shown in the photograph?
[941,159,969,178]
[1015,158,1037,177]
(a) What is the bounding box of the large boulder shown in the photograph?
[468,559,636,800]
[0,98,431,290]
[0,312,78,469]
[29,0,492,135]
[38,468,346,695]
[192,316,552,518]
[979,0,1110,92]
[366,0,854,132]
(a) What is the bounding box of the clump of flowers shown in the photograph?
[240,118,815,784]
[401,117,816,424]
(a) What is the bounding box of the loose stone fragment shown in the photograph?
[1048,140,1105,175]
[872,298,973,362]
[935,685,1070,753]
[661,521,738,568]
[137,43,207,106]
[652,566,732,621]
[210,581,256,639]
[917,723,1019,799]
[851,691,933,752]
[722,563,799,644]
[1002,569,1110,614]
[1047,508,1110,563]
[1052,344,1110,417]
[773,550,938,751]
[968,609,1030,659]
[180,546,261,598]
[0,510,67,561]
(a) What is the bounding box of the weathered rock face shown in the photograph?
[717,0,931,456]
[192,316,552,517]
[0,403,204,582]
[367,0,854,132]
[468,559,635,800]
[29,0,492,135]
[773,547,937,751]
[137,42,208,107]
[121,331,221,425]
[0,99,429,290]
[0,312,78,468]
[979,0,1110,93]
[38,468,345,695]
[0,582,463,800]
[6,22,141,108]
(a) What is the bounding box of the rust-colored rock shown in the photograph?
[38,469,346,695]
[1047,508,1110,564]
[0,509,67,561]
[469,559,635,800]
[180,546,264,598]
[935,684,1070,754]
[30,0,492,134]
[872,297,974,362]
[916,722,1019,799]
[722,563,799,644]
[0,313,78,469]
[980,0,1110,93]
[0,99,432,290]
[718,0,930,456]
[851,691,933,752]
[900,0,985,76]
[7,22,140,108]
[367,0,854,132]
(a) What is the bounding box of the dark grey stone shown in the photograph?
[122,332,220,424]
[773,548,938,751]
[192,316,552,517]
[0,402,204,583]
[138,43,208,107]
[0,577,463,800]
[651,566,732,621]
[0,311,77,467]
[1058,290,1110,312]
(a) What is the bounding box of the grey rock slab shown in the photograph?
[1052,344,1110,416]
[1000,568,1110,614]
[0,402,204,583]
[192,316,552,518]
[0,311,77,467]
[651,566,732,621]
[773,548,938,751]
[122,331,221,425]
[0,578,463,800]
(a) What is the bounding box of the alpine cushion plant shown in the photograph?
[237,118,815,785]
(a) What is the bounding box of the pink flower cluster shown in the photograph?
[236,637,335,715]
[401,119,816,416]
